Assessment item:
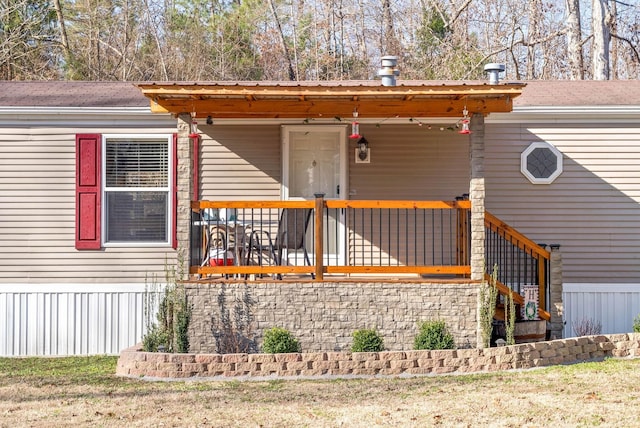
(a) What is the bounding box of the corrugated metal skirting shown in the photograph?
[563,284,640,338]
[0,287,148,356]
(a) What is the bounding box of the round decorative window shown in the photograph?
[520,142,563,184]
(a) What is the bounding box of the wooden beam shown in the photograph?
[150,97,514,118]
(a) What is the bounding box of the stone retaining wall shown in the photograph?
[186,281,478,354]
[116,333,640,380]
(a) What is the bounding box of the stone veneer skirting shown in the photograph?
[116,333,640,380]
[186,281,479,354]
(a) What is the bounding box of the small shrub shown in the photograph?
[504,289,517,346]
[262,327,301,354]
[572,318,602,336]
[142,325,168,353]
[479,265,500,348]
[351,328,384,352]
[414,320,455,350]
[142,254,192,353]
[633,314,640,333]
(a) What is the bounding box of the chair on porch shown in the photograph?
[244,208,314,279]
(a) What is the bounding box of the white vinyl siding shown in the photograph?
[485,121,640,284]
[199,124,282,199]
[199,123,470,201]
[0,121,177,284]
[350,124,470,200]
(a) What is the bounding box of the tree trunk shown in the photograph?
[610,0,618,79]
[565,0,583,79]
[268,0,296,80]
[52,0,70,61]
[526,0,540,79]
[381,0,395,55]
[591,0,611,80]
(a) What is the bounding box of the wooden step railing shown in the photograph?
[486,274,551,321]
[485,211,551,321]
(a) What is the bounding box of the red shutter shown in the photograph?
[75,134,101,250]
[172,133,178,249]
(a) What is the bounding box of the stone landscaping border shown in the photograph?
[116,333,640,380]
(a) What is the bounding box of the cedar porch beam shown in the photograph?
[150,97,514,118]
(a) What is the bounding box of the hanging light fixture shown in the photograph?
[458,107,471,135]
[349,109,362,139]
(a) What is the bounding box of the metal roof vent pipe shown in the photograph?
[484,63,505,85]
[378,56,400,86]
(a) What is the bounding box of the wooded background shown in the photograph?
[1,0,638,81]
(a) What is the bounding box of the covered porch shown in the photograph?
[137,79,556,350]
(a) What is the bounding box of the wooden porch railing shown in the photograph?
[188,199,551,320]
[189,196,471,280]
[485,211,551,320]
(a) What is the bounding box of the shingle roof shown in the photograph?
[1,80,639,109]
[0,81,147,107]
[515,80,640,107]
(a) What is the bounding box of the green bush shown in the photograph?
[414,320,455,350]
[141,256,192,353]
[262,327,301,354]
[142,325,169,353]
[351,328,384,352]
[633,314,640,333]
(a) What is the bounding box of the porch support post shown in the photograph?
[470,114,486,348]
[176,113,194,272]
[548,244,564,339]
[314,193,324,281]
[469,114,485,281]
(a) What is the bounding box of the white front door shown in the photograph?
[283,125,346,264]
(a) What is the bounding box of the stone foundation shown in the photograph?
[116,333,640,380]
[186,280,479,353]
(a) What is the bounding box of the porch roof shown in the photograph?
[136,80,525,119]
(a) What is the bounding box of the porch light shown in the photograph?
[458,107,471,135]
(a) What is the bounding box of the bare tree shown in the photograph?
[0,0,62,79]
[268,0,296,80]
[591,0,611,80]
[52,0,71,68]
[3,0,638,82]
[526,0,541,79]
[565,0,584,79]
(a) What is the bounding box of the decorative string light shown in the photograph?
[409,118,432,129]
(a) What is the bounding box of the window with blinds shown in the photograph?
[104,137,170,244]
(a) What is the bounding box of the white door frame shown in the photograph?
[282,125,347,265]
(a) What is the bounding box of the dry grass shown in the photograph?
[1,356,640,427]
